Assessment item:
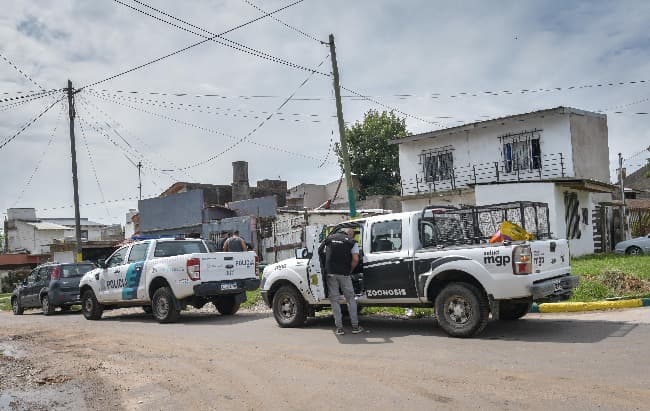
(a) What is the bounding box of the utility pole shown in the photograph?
[329,34,356,217]
[618,152,626,242]
[67,80,83,262]
[137,161,142,200]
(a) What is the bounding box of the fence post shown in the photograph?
[559,153,565,177]
[495,162,500,182]
[472,165,477,184]
[415,174,420,194]
[451,169,456,190]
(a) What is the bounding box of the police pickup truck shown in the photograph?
[261,202,579,338]
[79,238,259,323]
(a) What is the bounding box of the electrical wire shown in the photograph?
[84,87,338,165]
[77,114,112,219]
[0,89,62,103]
[78,93,198,182]
[0,96,65,150]
[0,50,46,91]
[36,194,159,212]
[112,0,329,77]
[242,0,326,44]
[87,89,329,122]
[12,102,66,207]
[80,0,307,90]
[159,54,330,171]
[0,90,64,112]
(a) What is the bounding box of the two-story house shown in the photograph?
[392,106,614,256]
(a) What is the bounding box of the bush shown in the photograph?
[0,269,30,293]
[570,278,612,302]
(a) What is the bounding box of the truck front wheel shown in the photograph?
[152,287,180,323]
[435,282,489,338]
[215,295,241,315]
[272,285,307,328]
[81,289,104,320]
[498,301,532,320]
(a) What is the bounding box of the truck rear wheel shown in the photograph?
[215,295,241,315]
[272,285,307,328]
[81,289,104,320]
[435,282,489,338]
[498,301,532,320]
[152,287,180,323]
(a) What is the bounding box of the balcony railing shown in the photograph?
[401,152,566,196]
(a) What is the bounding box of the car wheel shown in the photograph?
[81,289,104,320]
[434,282,489,338]
[152,287,180,323]
[12,297,24,315]
[214,295,241,315]
[41,295,55,316]
[626,246,643,256]
[272,285,307,328]
[498,301,532,321]
[142,305,153,314]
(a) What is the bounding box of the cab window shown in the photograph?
[37,267,51,282]
[371,220,402,253]
[106,247,128,268]
[127,243,150,263]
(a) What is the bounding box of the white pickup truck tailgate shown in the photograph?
[530,239,571,278]
[196,251,257,282]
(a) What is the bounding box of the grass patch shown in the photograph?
[0,293,12,311]
[570,254,650,301]
[241,288,262,309]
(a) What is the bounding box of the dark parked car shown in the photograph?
[11,262,96,315]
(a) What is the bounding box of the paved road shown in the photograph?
[1,307,649,410]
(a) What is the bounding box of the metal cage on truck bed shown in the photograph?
[421,201,551,247]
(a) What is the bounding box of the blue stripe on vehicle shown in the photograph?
[122,261,144,300]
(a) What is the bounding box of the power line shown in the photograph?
[78,93,198,182]
[87,89,329,122]
[0,50,46,91]
[242,0,326,44]
[0,91,61,113]
[163,54,330,171]
[36,194,159,212]
[112,0,329,77]
[12,102,66,207]
[77,114,112,219]
[84,85,338,165]
[0,96,64,150]
[80,0,307,90]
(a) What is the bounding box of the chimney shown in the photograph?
[232,161,250,201]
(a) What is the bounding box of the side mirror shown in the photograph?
[294,248,312,259]
[97,259,107,269]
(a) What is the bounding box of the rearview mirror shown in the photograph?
[294,248,312,259]
[97,259,107,269]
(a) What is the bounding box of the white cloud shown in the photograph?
[1,0,649,225]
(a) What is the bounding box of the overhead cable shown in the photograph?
[0,96,64,150]
[77,114,112,218]
[0,50,46,91]
[112,0,329,77]
[242,0,326,44]
[80,0,307,90]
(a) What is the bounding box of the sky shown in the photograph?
[1,0,649,226]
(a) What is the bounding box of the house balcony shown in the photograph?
[400,152,567,196]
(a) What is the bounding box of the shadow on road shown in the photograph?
[100,310,272,326]
[306,314,640,344]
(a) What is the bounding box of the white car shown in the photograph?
[614,234,650,255]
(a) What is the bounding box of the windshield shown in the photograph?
[62,264,95,278]
[153,241,207,258]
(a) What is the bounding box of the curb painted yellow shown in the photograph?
[538,299,643,313]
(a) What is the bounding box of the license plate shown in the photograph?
[221,282,238,290]
[553,280,563,292]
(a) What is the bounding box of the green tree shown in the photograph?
[335,110,408,199]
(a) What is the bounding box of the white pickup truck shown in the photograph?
[261,202,579,337]
[79,238,259,323]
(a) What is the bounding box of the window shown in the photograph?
[153,241,207,258]
[421,149,454,182]
[371,220,402,253]
[62,264,95,278]
[127,243,150,263]
[38,267,51,282]
[106,247,128,268]
[501,130,542,172]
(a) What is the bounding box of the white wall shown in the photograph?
[398,114,574,195]
[8,221,67,254]
[53,250,75,264]
[474,182,596,256]
[401,190,476,212]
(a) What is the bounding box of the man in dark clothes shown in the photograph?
[318,227,364,335]
[224,230,248,252]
